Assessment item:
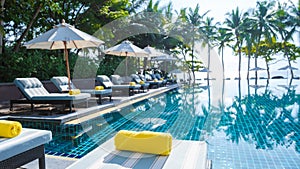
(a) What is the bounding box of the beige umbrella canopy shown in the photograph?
[24,19,104,90]
[105,40,149,75]
[143,46,166,71]
[143,46,166,57]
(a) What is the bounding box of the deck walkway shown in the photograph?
[0,84,179,124]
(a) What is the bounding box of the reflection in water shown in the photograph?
[217,79,300,153]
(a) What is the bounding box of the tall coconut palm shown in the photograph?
[175,4,208,83]
[274,0,298,78]
[250,0,277,79]
[243,27,255,80]
[187,4,207,82]
[201,17,219,80]
[224,7,248,78]
[217,27,233,75]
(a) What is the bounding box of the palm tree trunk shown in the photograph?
[247,54,250,79]
[254,56,258,79]
[207,45,211,82]
[238,46,242,79]
[191,26,195,84]
[254,34,262,80]
[221,48,225,79]
[288,57,294,79]
[221,47,224,77]
[265,58,270,79]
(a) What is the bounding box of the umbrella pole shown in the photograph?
[125,52,128,76]
[64,41,71,90]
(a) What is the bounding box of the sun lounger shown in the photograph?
[50,76,76,93]
[154,73,168,86]
[0,128,52,169]
[95,75,141,96]
[11,77,91,113]
[141,74,163,89]
[51,76,112,104]
[66,138,211,169]
[131,74,149,92]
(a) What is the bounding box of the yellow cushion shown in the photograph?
[0,120,22,138]
[114,130,172,155]
[69,89,81,95]
[95,86,104,90]
[139,81,145,85]
[160,78,164,80]
[129,82,136,86]
[153,79,158,82]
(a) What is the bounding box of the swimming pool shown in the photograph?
[26,79,300,168]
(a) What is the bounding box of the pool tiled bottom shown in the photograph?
[207,132,300,168]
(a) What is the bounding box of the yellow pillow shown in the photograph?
[139,80,145,85]
[0,120,22,138]
[129,82,136,86]
[160,78,164,80]
[69,89,81,95]
[95,86,104,90]
[114,130,172,155]
[153,79,158,82]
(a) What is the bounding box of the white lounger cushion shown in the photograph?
[0,128,52,161]
[50,76,76,92]
[14,77,90,100]
[66,138,208,169]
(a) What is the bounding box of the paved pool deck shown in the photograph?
[0,84,179,124]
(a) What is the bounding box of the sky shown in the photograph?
[161,0,298,23]
[158,0,299,77]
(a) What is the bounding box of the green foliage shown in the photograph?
[97,55,124,76]
[0,48,67,82]
[72,56,99,79]
[185,60,203,71]
[0,0,299,82]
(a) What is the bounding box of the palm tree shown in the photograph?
[243,32,255,80]
[174,4,208,83]
[250,0,277,79]
[224,7,248,78]
[217,27,233,76]
[201,17,219,80]
[187,4,207,82]
[274,0,298,78]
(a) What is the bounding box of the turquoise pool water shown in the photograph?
[29,79,300,168]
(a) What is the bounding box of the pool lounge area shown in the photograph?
[1,79,300,169]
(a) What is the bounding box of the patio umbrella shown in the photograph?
[143,46,166,57]
[143,46,166,72]
[105,40,149,76]
[151,55,177,73]
[24,19,104,90]
[250,67,266,71]
[151,55,177,61]
[278,65,298,70]
[199,68,211,72]
[249,84,265,89]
